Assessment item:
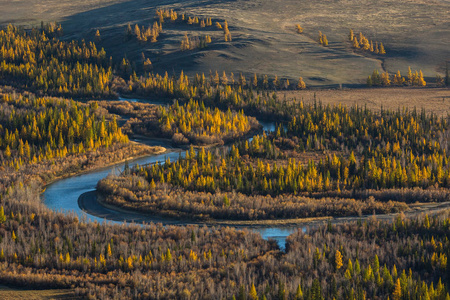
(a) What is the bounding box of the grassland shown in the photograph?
[278,87,450,116]
[1,0,448,87]
[0,285,74,299]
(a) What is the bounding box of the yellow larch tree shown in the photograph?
[335,249,343,270]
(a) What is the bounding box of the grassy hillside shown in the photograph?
[1,0,448,86]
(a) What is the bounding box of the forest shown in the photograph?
[0,88,166,195]
[367,68,426,87]
[0,93,128,166]
[0,17,449,299]
[96,98,259,146]
[2,179,450,299]
[0,24,114,98]
[98,98,450,220]
[158,99,259,145]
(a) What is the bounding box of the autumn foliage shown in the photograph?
[0,25,113,97]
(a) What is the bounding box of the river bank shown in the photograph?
[78,190,333,227]
[79,189,450,230]
[42,96,450,249]
[41,142,167,189]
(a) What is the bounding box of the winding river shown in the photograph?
[43,98,298,249]
[42,97,450,250]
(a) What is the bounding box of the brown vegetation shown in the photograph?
[277,88,450,117]
[2,176,450,298]
[0,6,449,297]
[0,285,74,299]
[97,176,407,221]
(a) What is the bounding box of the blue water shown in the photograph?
[44,151,183,222]
[43,162,300,250]
[43,154,302,249]
[42,98,302,250]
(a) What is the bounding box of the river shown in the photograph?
[42,97,450,250]
[43,97,298,250]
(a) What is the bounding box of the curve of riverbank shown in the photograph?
[79,189,450,229]
[79,190,332,227]
[43,112,296,246]
[43,96,450,249]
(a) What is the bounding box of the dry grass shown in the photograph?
[0,285,74,300]
[0,0,122,26]
[278,87,450,116]
[0,0,448,86]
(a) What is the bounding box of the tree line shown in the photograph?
[94,98,259,146]
[0,93,128,172]
[97,99,450,221]
[126,22,162,43]
[158,99,258,145]
[0,25,114,98]
[2,175,450,299]
[367,67,426,87]
[180,34,212,51]
[103,100,450,196]
[349,29,386,55]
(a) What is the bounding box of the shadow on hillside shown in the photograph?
[60,0,223,36]
[59,0,240,75]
